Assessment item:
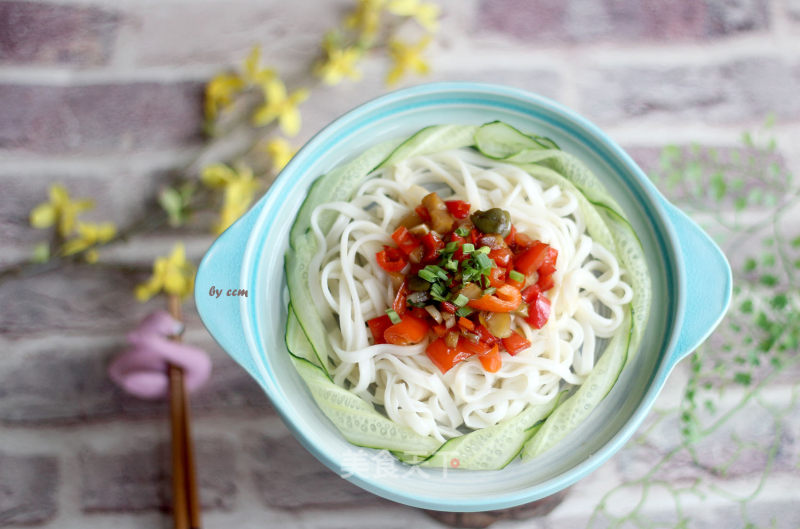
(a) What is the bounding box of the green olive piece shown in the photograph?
[470,208,511,237]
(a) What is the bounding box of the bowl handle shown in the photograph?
[194,205,262,381]
[662,200,732,368]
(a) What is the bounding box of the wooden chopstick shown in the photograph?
[168,296,202,529]
[169,364,190,529]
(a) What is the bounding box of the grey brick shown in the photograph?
[430,68,564,102]
[0,266,154,338]
[80,437,236,512]
[0,1,120,66]
[0,452,58,525]
[789,0,800,20]
[580,57,800,125]
[476,0,769,43]
[0,337,272,425]
[617,395,789,482]
[245,432,388,509]
[0,168,167,261]
[0,82,203,154]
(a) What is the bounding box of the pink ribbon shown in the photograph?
[109,311,212,399]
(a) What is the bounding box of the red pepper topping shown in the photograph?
[526,290,552,329]
[376,246,406,272]
[444,200,471,219]
[391,226,421,255]
[421,231,445,263]
[367,315,393,344]
[501,331,531,356]
[371,192,558,372]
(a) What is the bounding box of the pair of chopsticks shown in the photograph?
[168,296,202,529]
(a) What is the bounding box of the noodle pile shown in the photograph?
[306,149,632,441]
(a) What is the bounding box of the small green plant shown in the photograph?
[589,119,800,528]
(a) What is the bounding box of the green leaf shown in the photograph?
[744,258,756,272]
[791,236,800,249]
[31,242,50,263]
[770,293,787,309]
[734,196,747,211]
[733,372,752,386]
[158,187,185,227]
[747,188,763,205]
[659,145,681,170]
[710,171,727,200]
[740,299,753,314]
[760,274,778,287]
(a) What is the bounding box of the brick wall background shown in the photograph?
[1,0,799,528]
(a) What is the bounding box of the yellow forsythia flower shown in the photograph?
[243,45,275,85]
[386,36,431,85]
[252,78,310,137]
[315,43,363,85]
[263,138,297,172]
[346,0,384,40]
[29,184,94,237]
[201,164,261,234]
[61,221,117,258]
[387,0,440,32]
[135,243,196,302]
[205,73,245,121]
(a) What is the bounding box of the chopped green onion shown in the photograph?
[418,269,436,282]
[444,241,459,253]
[455,226,470,237]
[474,252,493,270]
[444,259,459,272]
[422,265,449,281]
[430,282,448,302]
[483,287,496,296]
[386,309,401,324]
[455,306,474,318]
[476,245,491,254]
[462,243,475,254]
[453,294,469,307]
[509,270,525,283]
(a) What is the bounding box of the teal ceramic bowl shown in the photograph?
[195,83,731,512]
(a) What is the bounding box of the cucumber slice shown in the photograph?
[286,233,336,372]
[419,393,565,470]
[376,124,479,170]
[521,308,633,459]
[288,344,441,454]
[592,204,651,358]
[290,139,403,245]
[474,121,560,159]
[285,303,327,373]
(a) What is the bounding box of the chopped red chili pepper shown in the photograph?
[444,200,471,219]
[367,315,393,344]
[501,331,531,356]
[526,290,552,329]
[415,205,431,223]
[391,226,421,255]
[421,231,445,263]
[376,246,406,272]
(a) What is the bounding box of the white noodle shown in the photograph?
[307,149,632,442]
